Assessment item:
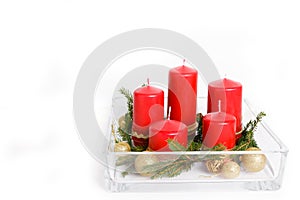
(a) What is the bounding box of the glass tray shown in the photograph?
[104,97,288,192]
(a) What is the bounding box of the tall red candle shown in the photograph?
[168,64,198,126]
[132,84,164,147]
[207,78,242,134]
[149,119,187,151]
[202,112,236,149]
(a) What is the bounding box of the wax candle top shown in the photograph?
[134,85,164,96]
[150,119,187,134]
[203,112,236,123]
[170,65,198,76]
[209,78,242,89]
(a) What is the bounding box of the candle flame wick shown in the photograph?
[183,59,185,66]
[147,78,150,86]
[167,106,171,120]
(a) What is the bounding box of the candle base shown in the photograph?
[235,127,243,141]
[131,131,148,149]
[187,122,198,141]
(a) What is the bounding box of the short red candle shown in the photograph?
[132,84,164,147]
[207,78,242,134]
[168,65,198,126]
[202,112,236,149]
[149,119,187,151]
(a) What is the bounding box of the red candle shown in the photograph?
[207,78,242,135]
[132,84,164,147]
[149,119,187,151]
[202,112,236,149]
[168,64,198,126]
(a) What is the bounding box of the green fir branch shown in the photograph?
[167,139,187,151]
[116,155,135,166]
[121,164,136,177]
[150,158,192,179]
[119,87,133,120]
[187,141,202,151]
[233,112,266,151]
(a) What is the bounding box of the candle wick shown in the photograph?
[147,78,150,86]
[182,59,185,67]
[167,106,171,120]
[218,100,221,112]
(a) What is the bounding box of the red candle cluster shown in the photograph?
[131,62,243,151]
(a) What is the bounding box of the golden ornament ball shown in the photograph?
[205,159,225,174]
[221,161,240,179]
[114,142,131,152]
[241,147,266,172]
[135,153,159,177]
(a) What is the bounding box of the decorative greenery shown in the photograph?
[142,140,201,179]
[232,112,266,151]
[195,113,203,142]
[186,113,203,151]
[211,144,227,151]
[116,88,146,151]
[144,156,193,179]
[116,87,133,147]
[119,87,133,120]
[187,141,202,151]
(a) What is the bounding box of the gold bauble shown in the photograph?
[205,159,225,174]
[135,153,159,177]
[221,161,240,179]
[241,147,266,172]
[114,142,131,152]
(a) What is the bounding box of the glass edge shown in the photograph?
[243,98,289,154]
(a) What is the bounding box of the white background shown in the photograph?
[0,0,299,199]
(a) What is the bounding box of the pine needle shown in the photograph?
[233,112,266,151]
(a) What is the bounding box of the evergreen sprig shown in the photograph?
[142,140,196,179]
[117,88,133,148]
[119,87,133,119]
[149,158,192,179]
[233,112,266,151]
[116,88,145,151]
[188,113,203,151]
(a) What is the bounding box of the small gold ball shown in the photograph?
[206,159,224,174]
[221,161,240,179]
[114,142,131,152]
[135,153,159,177]
[241,147,266,172]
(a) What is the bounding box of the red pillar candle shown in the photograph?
[168,64,198,126]
[149,119,188,151]
[202,112,236,149]
[132,84,164,148]
[207,78,242,134]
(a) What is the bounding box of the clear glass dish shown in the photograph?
[104,97,288,192]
